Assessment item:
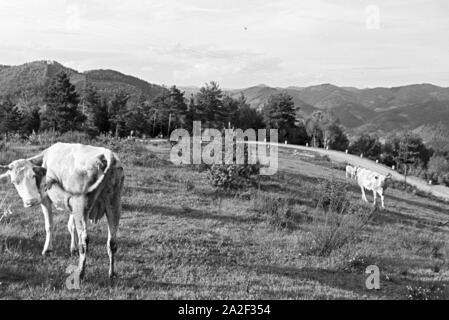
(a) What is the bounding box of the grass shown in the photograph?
[1,139,449,299]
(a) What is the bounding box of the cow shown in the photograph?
[356,168,392,209]
[345,165,358,180]
[0,142,125,279]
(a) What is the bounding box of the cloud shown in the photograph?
[0,0,448,88]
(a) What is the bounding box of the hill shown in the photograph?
[0,60,165,108]
[227,83,449,135]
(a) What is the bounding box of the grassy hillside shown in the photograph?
[1,139,449,299]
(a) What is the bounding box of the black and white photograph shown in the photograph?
[1,0,449,303]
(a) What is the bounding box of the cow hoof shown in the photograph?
[109,272,117,280]
[42,250,53,257]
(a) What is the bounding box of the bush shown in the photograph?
[406,284,445,300]
[312,178,351,213]
[251,192,295,229]
[339,254,376,272]
[206,163,259,190]
[308,179,376,256]
[427,155,449,186]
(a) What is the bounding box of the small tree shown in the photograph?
[394,131,421,186]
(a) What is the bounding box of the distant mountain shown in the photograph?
[226,83,449,134]
[356,99,449,134]
[0,60,165,107]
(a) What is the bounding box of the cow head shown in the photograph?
[381,173,393,189]
[0,160,47,208]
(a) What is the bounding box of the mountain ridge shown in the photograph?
[1,60,449,136]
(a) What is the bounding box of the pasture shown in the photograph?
[1,139,449,299]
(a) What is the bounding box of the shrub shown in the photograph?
[339,253,376,272]
[427,155,449,186]
[251,192,294,229]
[312,178,351,213]
[206,163,259,190]
[406,284,445,300]
[308,179,376,256]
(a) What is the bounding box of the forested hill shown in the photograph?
[180,82,449,135]
[0,60,165,108]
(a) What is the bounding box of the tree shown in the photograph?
[167,86,188,132]
[234,95,264,130]
[0,97,23,135]
[93,97,110,134]
[184,94,197,134]
[81,83,109,136]
[262,93,297,142]
[150,89,171,137]
[222,95,239,128]
[22,107,41,135]
[382,132,431,175]
[349,134,382,160]
[124,104,148,137]
[394,131,423,185]
[287,122,310,146]
[40,71,85,132]
[324,122,349,151]
[427,155,449,186]
[109,91,129,137]
[196,81,224,128]
[305,111,326,147]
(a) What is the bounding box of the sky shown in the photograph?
[0,0,448,89]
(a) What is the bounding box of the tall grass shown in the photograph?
[308,179,376,256]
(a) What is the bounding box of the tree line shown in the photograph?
[1,71,449,186]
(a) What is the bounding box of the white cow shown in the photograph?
[357,168,392,209]
[0,143,124,279]
[345,165,358,180]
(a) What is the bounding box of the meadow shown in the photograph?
[1,136,449,299]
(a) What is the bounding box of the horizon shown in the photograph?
[1,0,448,88]
[2,59,449,91]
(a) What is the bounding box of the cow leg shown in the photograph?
[41,197,54,256]
[106,206,119,279]
[67,214,77,255]
[361,186,368,202]
[372,190,377,207]
[72,196,88,279]
[379,190,385,209]
[106,170,124,279]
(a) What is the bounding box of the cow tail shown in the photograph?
[27,151,46,166]
[86,151,114,193]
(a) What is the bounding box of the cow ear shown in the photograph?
[0,172,10,184]
[32,166,47,177]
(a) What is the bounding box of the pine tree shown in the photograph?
[167,86,188,132]
[40,71,85,132]
[0,97,23,135]
[262,93,297,142]
[394,131,421,185]
[196,81,224,128]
